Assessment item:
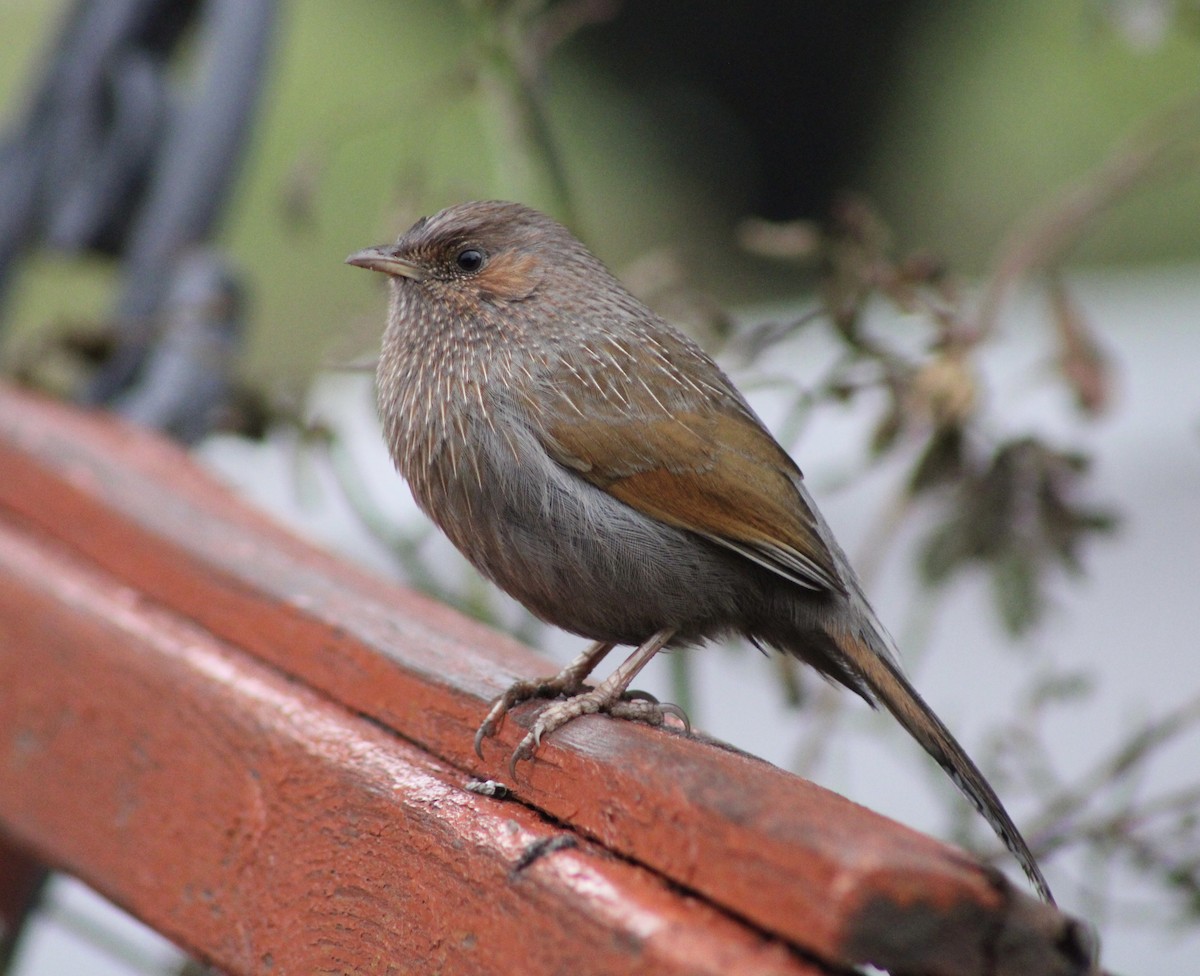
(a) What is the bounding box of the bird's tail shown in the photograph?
[824,622,1055,904]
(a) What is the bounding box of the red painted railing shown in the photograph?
[0,384,1094,975]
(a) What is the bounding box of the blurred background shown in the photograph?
[1,1,1198,973]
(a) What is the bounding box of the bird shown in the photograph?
[347,200,1054,904]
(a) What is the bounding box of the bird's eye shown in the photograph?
[455,248,485,273]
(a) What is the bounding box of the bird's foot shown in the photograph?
[474,675,689,767]
[506,686,689,778]
[473,672,590,758]
[475,630,685,776]
[474,641,619,759]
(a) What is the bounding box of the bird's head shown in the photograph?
[346,200,570,305]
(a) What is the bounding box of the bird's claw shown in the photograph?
[473,719,499,760]
[507,738,535,779]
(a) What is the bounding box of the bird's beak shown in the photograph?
[345,246,426,281]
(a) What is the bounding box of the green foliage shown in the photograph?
[918,438,1118,634]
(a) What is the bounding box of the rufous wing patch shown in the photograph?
[540,407,845,593]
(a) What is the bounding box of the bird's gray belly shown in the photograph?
[419,424,753,645]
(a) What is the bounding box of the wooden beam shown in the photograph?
[0,385,1097,975]
[0,515,812,974]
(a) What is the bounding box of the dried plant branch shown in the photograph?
[461,0,619,222]
[974,93,1200,340]
[1027,692,1200,858]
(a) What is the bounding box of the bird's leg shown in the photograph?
[508,628,687,776]
[474,640,617,758]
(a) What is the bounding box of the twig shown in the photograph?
[974,93,1200,339]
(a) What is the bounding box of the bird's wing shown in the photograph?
[533,379,845,594]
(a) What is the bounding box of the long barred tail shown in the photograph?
[826,624,1055,904]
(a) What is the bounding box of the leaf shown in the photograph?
[907,424,967,496]
[1027,668,1096,710]
[915,435,1117,637]
[993,548,1043,636]
[918,511,972,584]
[1048,274,1113,417]
[870,402,903,456]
